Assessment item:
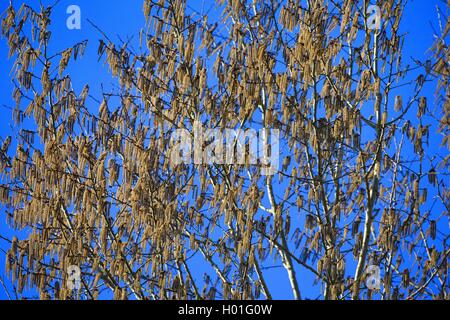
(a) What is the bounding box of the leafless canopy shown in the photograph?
[0,0,448,300]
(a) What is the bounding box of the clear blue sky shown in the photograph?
[0,0,447,300]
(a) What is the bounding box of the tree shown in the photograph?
[0,0,448,300]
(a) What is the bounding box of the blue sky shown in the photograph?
[0,0,448,300]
